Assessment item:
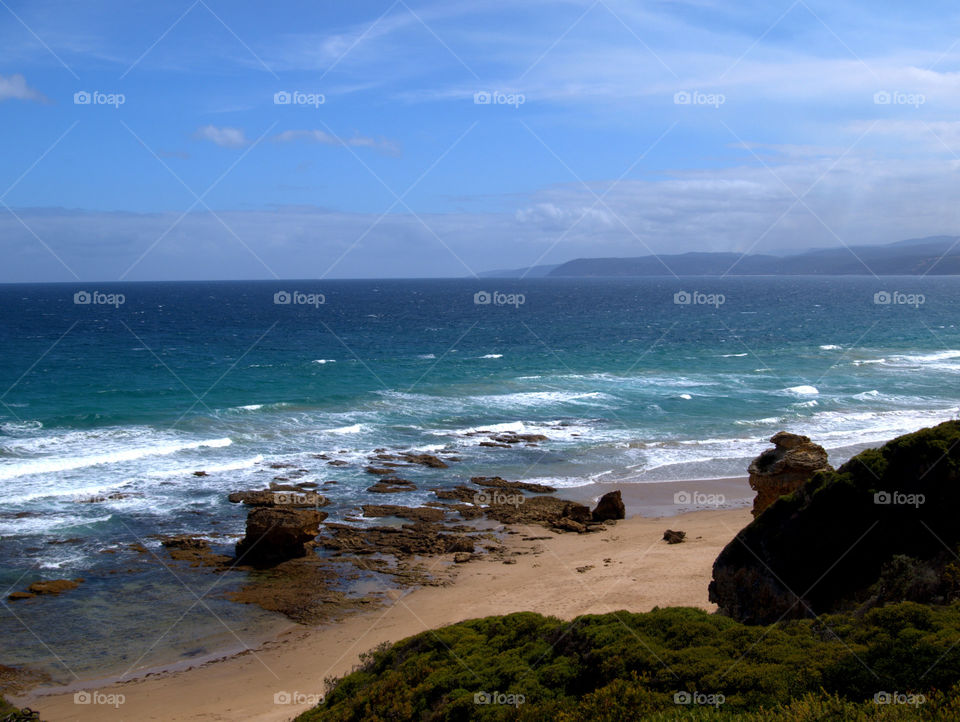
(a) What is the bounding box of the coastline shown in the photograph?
[15,479,753,722]
[558,476,752,517]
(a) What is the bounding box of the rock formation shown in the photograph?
[230,487,329,566]
[710,421,960,624]
[235,506,327,566]
[748,431,832,516]
[591,490,625,521]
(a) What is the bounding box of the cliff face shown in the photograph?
[748,432,833,516]
[710,421,960,624]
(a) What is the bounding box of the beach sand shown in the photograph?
[17,485,752,722]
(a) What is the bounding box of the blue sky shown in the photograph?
[2,0,960,280]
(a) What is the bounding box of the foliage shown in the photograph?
[296,603,960,721]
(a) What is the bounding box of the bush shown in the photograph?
[297,603,960,720]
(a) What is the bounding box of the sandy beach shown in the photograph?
[16,497,752,722]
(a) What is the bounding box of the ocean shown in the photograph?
[1,276,958,681]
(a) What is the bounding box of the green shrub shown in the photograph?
[297,603,960,721]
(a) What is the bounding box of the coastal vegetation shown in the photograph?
[298,603,960,720]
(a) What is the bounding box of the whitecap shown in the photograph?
[313,359,336,364]
[819,344,842,350]
[0,437,233,482]
[328,423,364,434]
[480,354,503,359]
[1,420,43,434]
[784,385,819,396]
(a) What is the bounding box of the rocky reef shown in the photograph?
[710,420,960,624]
[747,431,832,516]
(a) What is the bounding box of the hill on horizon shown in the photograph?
[479,236,960,277]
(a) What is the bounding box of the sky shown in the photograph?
[2,0,960,280]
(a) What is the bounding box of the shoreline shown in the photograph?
[14,482,753,722]
[558,476,752,518]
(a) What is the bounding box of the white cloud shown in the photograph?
[193,125,249,148]
[0,73,47,103]
[273,129,400,155]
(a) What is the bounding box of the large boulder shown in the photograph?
[748,431,832,516]
[236,507,327,566]
[592,490,625,521]
[710,420,960,624]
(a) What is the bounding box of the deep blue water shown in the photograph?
[1,277,958,679]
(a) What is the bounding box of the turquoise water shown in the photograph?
[1,276,958,679]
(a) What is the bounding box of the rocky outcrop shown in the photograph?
[748,432,832,516]
[362,505,446,523]
[471,476,557,493]
[160,535,232,567]
[230,487,329,566]
[367,479,417,493]
[319,521,474,557]
[592,490,625,521]
[399,453,449,468]
[235,507,327,566]
[8,578,84,600]
[710,421,960,624]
